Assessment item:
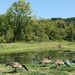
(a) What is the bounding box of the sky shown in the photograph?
[0,0,75,19]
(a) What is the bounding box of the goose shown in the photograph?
[5,62,28,73]
[39,56,51,67]
[71,60,75,64]
[51,59,70,67]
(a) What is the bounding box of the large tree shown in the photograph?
[6,0,32,41]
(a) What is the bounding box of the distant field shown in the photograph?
[0,42,75,54]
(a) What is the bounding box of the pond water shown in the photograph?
[0,50,75,64]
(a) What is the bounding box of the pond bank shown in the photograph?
[0,42,75,54]
[0,49,75,64]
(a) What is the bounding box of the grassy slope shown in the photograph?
[0,42,75,54]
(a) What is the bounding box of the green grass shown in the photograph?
[0,42,75,54]
[0,42,75,75]
[0,63,75,75]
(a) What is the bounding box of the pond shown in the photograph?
[0,50,75,65]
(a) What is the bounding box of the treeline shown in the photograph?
[0,0,75,43]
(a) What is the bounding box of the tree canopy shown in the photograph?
[0,0,75,43]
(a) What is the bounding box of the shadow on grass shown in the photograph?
[32,64,47,67]
[39,65,47,67]
[50,66,57,69]
[3,71,18,74]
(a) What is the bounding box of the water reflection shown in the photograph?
[0,50,75,64]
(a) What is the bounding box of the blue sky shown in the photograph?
[0,0,75,19]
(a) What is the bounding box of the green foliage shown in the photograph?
[5,28,14,43]
[5,0,32,42]
[0,0,75,43]
[0,35,6,43]
[66,24,75,41]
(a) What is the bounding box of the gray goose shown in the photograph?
[39,56,51,66]
[51,59,70,67]
[5,62,28,73]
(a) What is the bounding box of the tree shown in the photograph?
[0,14,8,36]
[66,23,75,41]
[6,0,32,41]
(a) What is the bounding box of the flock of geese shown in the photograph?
[5,56,75,73]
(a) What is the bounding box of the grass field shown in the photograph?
[0,63,75,75]
[0,42,75,75]
[0,42,75,54]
